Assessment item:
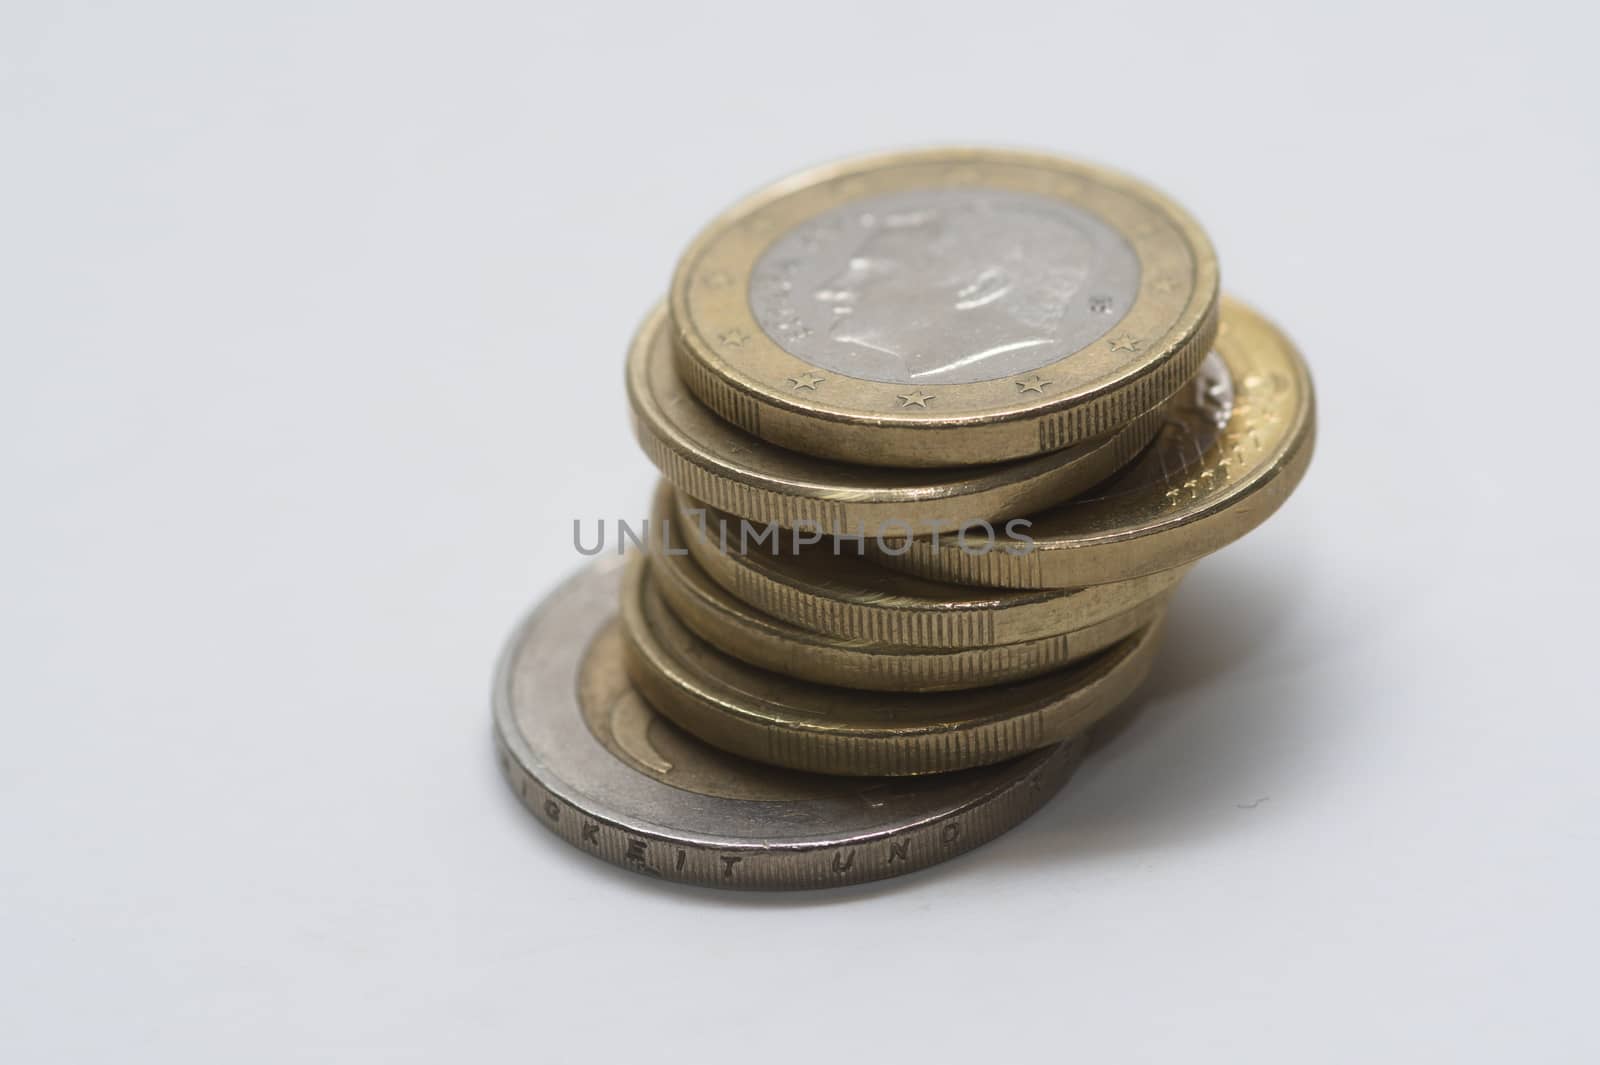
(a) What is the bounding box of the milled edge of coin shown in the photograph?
[877,295,1317,588]
[493,557,1086,890]
[627,302,1173,534]
[618,556,1166,776]
[668,147,1221,467]
[645,482,1168,691]
[673,487,1192,649]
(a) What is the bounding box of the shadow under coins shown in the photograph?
[984,555,1333,869]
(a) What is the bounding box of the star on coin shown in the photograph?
[787,372,825,391]
[1150,277,1181,296]
[718,329,750,348]
[701,271,732,290]
[1106,333,1143,352]
[897,390,935,408]
[1016,375,1051,394]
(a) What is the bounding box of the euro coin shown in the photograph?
[672,488,1190,650]
[669,147,1220,467]
[629,302,1171,536]
[645,483,1169,691]
[493,558,1086,889]
[878,296,1315,588]
[618,556,1165,776]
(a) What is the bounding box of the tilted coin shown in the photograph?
[629,302,1172,537]
[494,558,1086,890]
[618,556,1166,776]
[669,147,1220,467]
[877,296,1316,588]
[645,482,1169,691]
[672,488,1190,650]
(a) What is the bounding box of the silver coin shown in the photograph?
[749,187,1140,386]
[493,558,1086,890]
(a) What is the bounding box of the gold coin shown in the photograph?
[645,482,1169,692]
[629,302,1172,536]
[618,556,1166,776]
[669,147,1219,467]
[878,296,1316,587]
[671,487,1190,649]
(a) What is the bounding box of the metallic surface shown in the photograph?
[750,187,1141,384]
[493,558,1085,889]
[878,296,1316,587]
[670,148,1220,467]
[629,302,1171,536]
[618,556,1166,776]
[675,489,1190,649]
[646,482,1169,691]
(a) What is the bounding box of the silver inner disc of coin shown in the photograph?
[494,557,1069,853]
[750,187,1141,385]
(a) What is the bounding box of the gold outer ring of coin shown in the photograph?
[628,302,1174,536]
[618,556,1167,776]
[877,295,1316,588]
[669,147,1220,467]
[671,487,1191,650]
[644,481,1169,692]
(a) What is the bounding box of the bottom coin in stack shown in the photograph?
[494,557,1088,890]
[619,555,1166,776]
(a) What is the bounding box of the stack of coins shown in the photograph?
[494,148,1316,890]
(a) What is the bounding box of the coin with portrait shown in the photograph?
[671,147,1219,467]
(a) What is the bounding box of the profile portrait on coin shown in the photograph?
[813,200,1095,383]
[746,185,1145,390]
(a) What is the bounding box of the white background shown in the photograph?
[5,2,1598,1061]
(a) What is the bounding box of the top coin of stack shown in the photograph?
[668,148,1220,469]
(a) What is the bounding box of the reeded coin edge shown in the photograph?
[618,558,1168,776]
[646,488,1169,691]
[676,487,1192,649]
[629,303,1180,530]
[667,147,1222,465]
[671,300,1216,462]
